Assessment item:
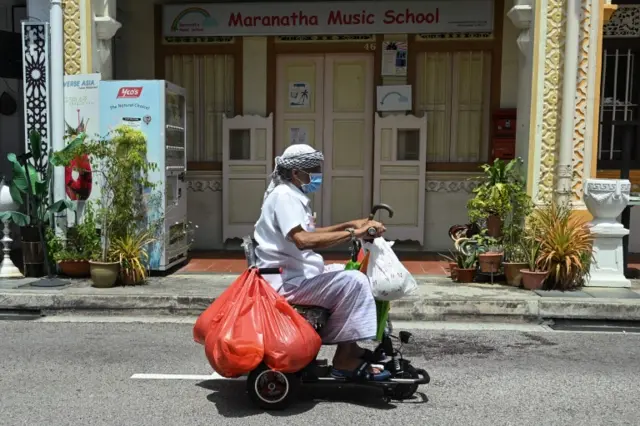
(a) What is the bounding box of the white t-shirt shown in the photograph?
[254,182,325,291]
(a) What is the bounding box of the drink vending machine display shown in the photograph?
[99,80,188,271]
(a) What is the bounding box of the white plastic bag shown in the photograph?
[362,239,418,301]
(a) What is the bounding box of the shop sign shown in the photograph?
[163,1,493,37]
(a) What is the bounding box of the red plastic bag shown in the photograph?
[193,270,252,345]
[258,284,322,373]
[194,269,322,378]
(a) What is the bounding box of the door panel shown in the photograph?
[373,114,427,245]
[276,55,325,218]
[323,54,373,227]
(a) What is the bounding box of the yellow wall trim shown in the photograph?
[603,4,618,23]
[63,0,82,75]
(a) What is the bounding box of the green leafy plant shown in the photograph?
[472,229,501,253]
[467,158,533,241]
[455,250,477,269]
[52,126,158,263]
[504,243,527,263]
[110,229,156,284]
[1,131,76,228]
[45,202,101,262]
[520,237,542,273]
[529,202,594,290]
[1,131,79,277]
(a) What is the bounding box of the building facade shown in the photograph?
[6,0,640,253]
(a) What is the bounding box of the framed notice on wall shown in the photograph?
[381,41,408,77]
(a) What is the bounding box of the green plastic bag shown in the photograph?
[345,260,389,341]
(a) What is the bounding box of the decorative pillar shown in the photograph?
[583,179,631,288]
[507,0,534,170]
[569,0,606,212]
[63,0,83,75]
[92,0,121,80]
[21,21,51,169]
[514,0,603,210]
[509,0,566,205]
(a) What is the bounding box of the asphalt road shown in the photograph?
[1,319,639,426]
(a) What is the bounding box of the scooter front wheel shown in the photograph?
[247,363,300,410]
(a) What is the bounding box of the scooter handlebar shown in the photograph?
[368,204,394,220]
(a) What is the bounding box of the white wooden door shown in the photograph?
[222,114,273,241]
[373,114,427,245]
[276,54,373,227]
[323,54,373,227]
[276,55,325,220]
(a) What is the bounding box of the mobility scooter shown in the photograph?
[241,204,430,410]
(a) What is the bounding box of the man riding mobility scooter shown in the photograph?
[241,204,430,410]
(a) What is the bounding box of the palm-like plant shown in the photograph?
[529,203,594,290]
[110,229,155,285]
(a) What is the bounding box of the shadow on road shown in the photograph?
[197,380,428,417]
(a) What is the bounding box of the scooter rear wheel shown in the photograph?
[247,363,300,410]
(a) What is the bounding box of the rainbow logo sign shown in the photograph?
[170,7,218,32]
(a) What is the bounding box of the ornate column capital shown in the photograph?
[94,16,121,41]
[507,1,533,55]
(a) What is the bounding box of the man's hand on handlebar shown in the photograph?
[355,220,386,238]
[349,217,371,230]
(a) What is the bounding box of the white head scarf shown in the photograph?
[263,144,324,201]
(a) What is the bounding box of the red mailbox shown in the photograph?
[491,109,516,160]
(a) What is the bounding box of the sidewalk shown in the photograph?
[2,274,640,321]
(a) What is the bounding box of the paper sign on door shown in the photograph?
[289,127,308,145]
[289,82,310,108]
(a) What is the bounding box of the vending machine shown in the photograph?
[99,80,188,271]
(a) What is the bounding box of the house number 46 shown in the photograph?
[364,43,376,51]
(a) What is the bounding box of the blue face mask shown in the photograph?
[301,173,323,194]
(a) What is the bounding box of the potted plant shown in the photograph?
[533,202,594,291]
[503,243,528,286]
[46,202,101,277]
[52,126,158,288]
[110,229,155,285]
[3,131,76,277]
[455,251,477,283]
[473,231,503,273]
[439,251,460,280]
[467,158,530,238]
[519,224,547,290]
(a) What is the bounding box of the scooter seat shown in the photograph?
[291,304,330,331]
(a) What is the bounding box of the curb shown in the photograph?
[2,292,640,321]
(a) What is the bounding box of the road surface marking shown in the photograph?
[130,373,245,380]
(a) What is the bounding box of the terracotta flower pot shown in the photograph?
[89,261,120,288]
[486,214,503,238]
[456,268,476,283]
[478,252,502,273]
[504,262,528,286]
[58,260,90,278]
[520,269,548,290]
[449,262,458,280]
